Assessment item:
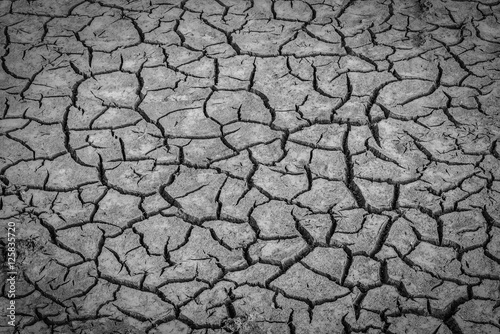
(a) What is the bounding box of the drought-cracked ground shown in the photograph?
[1,0,500,333]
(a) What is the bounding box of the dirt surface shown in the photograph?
[1,0,500,333]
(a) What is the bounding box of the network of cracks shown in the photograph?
[0,0,500,333]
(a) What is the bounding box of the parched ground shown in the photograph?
[0,0,500,333]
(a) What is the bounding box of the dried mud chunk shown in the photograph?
[387,257,446,295]
[273,109,313,131]
[296,213,333,245]
[274,0,313,21]
[91,107,142,128]
[249,139,284,164]
[301,247,347,281]
[392,56,439,80]
[142,192,171,213]
[141,66,183,92]
[65,279,117,317]
[25,66,82,98]
[350,71,395,97]
[298,92,340,122]
[159,280,208,305]
[114,286,175,321]
[282,30,343,56]
[274,141,312,173]
[254,58,314,110]
[67,104,106,129]
[252,165,308,201]
[225,263,280,285]
[12,316,51,334]
[399,180,442,214]
[308,295,355,334]
[249,238,309,266]
[203,220,256,249]
[37,262,97,301]
[5,154,99,188]
[456,300,500,333]
[79,15,141,52]
[93,44,164,73]
[177,56,215,78]
[218,178,267,221]
[146,260,220,287]
[78,72,139,108]
[6,15,48,44]
[13,0,82,15]
[353,151,413,182]
[149,321,191,334]
[139,87,205,123]
[223,122,281,150]
[295,179,357,212]
[407,242,469,282]
[426,281,468,316]
[70,130,122,165]
[354,178,394,211]
[251,200,299,238]
[178,12,226,49]
[310,149,346,180]
[144,20,182,45]
[133,215,191,254]
[105,161,177,194]
[183,138,234,166]
[487,226,500,259]
[232,20,302,55]
[50,189,95,224]
[218,55,255,89]
[462,248,500,279]
[339,0,388,35]
[270,263,350,302]
[211,150,254,178]
[3,44,53,77]
[335,98,370,123]
[233,285,309,329]
[98,252,166,288]
[345,255,380,287]
[289,123,346,150]
[441,210,488,248]
[387,314,452,334]
[163,167,227,219]
[378,79,434,107]
[348,125,372,154]
[169,227,246,271]
[69,317,149,334]
[56,224,103,260]
[385,217,418,256]
[180,281,235,326]
[0,118,29,134]
[330,214,388,255]
[115,122,176,162]
[473,280,500,300]
[206,90,272,125]
[93,189,142,227]
[334,208,368,233]
[0,137,33,169]
[160,108,220,137]
[402,208,439,242]
[362,285,424,315]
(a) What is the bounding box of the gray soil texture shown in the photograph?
[1,0,500,333]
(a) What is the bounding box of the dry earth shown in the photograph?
[1,0,500,333]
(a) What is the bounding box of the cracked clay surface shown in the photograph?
[1,0,500,333]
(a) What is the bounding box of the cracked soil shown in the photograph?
[1,0,500,333]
